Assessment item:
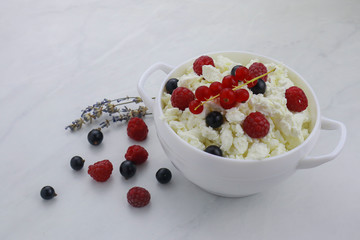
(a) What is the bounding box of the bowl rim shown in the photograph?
[155,50,321,164]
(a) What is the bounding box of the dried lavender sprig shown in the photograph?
[66,97,148,131]
[99,106,150,129]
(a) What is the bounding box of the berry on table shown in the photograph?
[156,168,172,184]
[219,88,236,109]
[189,99,203,114]
[250,78,266,95]
[204,145,223,156]
[88,160,113,182]
[127,187,151,208]
[87,129,103,146]
[127,117,148,141]
[235,89,250,103]
[40,186,57,200]
[209,81,223,96]
[171,87,195,111]
[234,66,250,81]
[195,86,211,101]
[70,156,85,170]
[206,111,224,129]
[193,55,215,75]
[120,160,137,179]
[242,112,270,138]
[285,86,308,112]
[222,75,237,89]
[165,78,179,94]
[125,145,148,165]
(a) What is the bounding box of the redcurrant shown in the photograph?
[189,99,204,114]
[219,88,236,109]
[222,75,237,89]
[235,89,250,103]
[234,66,249,81]
[195,86,211,101]
[209,82,223,96]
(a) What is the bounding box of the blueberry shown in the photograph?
[70,156,85,170]
[120,160,136,179]
[40,186,57,200]
[206,111,224,128]
[204,145,223,156]
[156,168,172,184]
[165,78,179,94]
[231,65,242,76]
[87,129,103,146]
[250,79,266,95]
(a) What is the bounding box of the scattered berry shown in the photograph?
[219,88,236,109]
[70,156,85,170]
[125,145,148,165]
[120,160,137,179]
[242,112,270,138]
[222,75,238,89]
[171,87,195,111]
[127,117,148,141]
[204,145,223,156]
[231,65,242,76]
[249,62,268,81]
[88,160,113,182]
[195,86,211,101]
[193,55,215,75]
[285,86,308,112]
[250,78,266,95]
[209,81,223,96]
[206,111,224,128]
[87,129,103,146]
[189,99,203,114]
[40,186,57,200]
[234,66,250,81]
[165,78,179,94]
[156,168,172,184]
[235,89,250,103]
[127,187,151,208]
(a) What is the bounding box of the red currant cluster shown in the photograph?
[186,56,272,114]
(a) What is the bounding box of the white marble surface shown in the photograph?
[1,0,359,239]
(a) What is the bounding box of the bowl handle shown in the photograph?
[297,116,346,169]
[137,62,174,112]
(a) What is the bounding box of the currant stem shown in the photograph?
[194,68,276,110]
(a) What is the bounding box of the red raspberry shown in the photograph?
[127,117,148,141]
[125,145,148,165]
[285,86,308,112]
[88,160,113,182]
[242,112,270,138]
[249,62,268,81]
[193,55,215,75]
[171,87,195,111]
[127,187,151,208]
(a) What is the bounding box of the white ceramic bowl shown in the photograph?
[138,51,346,197]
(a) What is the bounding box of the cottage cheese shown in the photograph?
[161,55,311,160]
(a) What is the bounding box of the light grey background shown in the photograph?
[1,0,359,239]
